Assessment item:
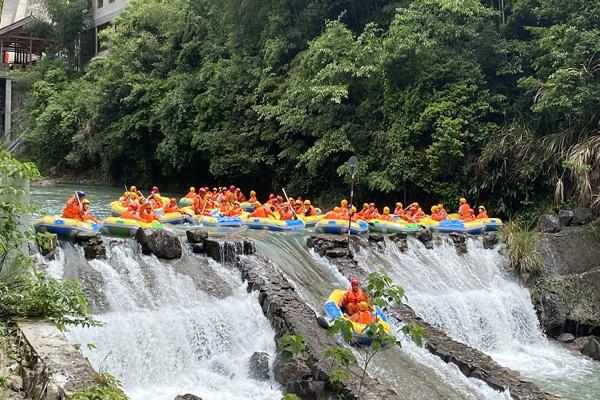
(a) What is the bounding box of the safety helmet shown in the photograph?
[478,205,486,211]
[437,204,444,209]
[235,188,240,192]
[170,197,176,203]
[269,194,275,199]
[304,200,311,205]
[460,197,467,204]
[199,188,206,194]
[124,191,131,197]
[295,199,302,205]
[212,187,217,192]
[469,208,475,214]
[396,202,402,207]
[341,199,348,206]
[129,186,136,192]
[383,206,390,214]
[76,191,85,198]
[351,206,356,213]
[254,201,261,207]
[363,203,369,209]
[250,190,256,196]
[358,301,369,311]
[81,199,90,205]
[234,201,240,206]
[431,205,438,213]
[351,278,359,287]
[230,185,235,191]
[334,207,340,212]
[190,187,195,192]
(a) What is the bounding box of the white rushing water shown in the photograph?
[55,242,282,400]
[354,237,600,400]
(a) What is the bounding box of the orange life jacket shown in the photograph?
[431,211,444,222]
[121,211,144,222]
[62,202,82,221]
[340,288,370,309]
[228,207,243,217]
[476,211,489,219]
[350,310,374,325]
[380,213,393,221]
[279,209,294,221]
[304,206,316,217]
[185,192,197,199]
[459,203,471,218]
[324,211,340,220]
[394,207,405,217]
[438,208,448,219]
[251,206,270,218]
[366,210,380,220]
[164,205,180,214]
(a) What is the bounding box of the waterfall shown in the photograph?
[354,236,600,400]
[51,240,282,400]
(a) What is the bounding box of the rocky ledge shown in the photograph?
[307,234,563,400]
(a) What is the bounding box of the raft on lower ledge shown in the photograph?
[34,216,100,238]
[101,217,163,237]
[324,289,391,345]
[243,217,305,232]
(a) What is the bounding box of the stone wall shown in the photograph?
[307,234,563,400]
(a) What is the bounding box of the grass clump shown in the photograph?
[500,220,544,275]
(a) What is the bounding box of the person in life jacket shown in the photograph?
[128,186,142,201]
[139,203,159,223]
[406,203,425,221]
[121,204,145,222]
[379,206,394,221]
[278,203,294,221]
[80,199,98,223]
[219,198,231,215]
[338,199,349,218]
[62,191,85,220]
[248,190,257,204]
[430,205,444,222]
[394,202,405,217]
[476,206,488,219]
[235,188,246,203]
[324,207,341,220]
[267,194,277,206]
[437,204,448,220]
[227,202,243,217]
[294,199,303,213]
[458,198,471,219]
[303,200,316,217]
[120,192,134,208]
[350,301,375,325]
[185,187,197,199]
[357,203,369,219]
[365,203,380,220]
[462,208,476,222]
[164,198,181,214]
[250,201,273,218]
[340,278,370,316]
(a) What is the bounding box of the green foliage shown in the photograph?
[277,334,308,362]
[281,394,302,400]
[70,373,128,400]
[499,219,544,275]
[0,151,98,329]
[365,269,406,309]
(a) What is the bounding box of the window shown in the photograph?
[98,0,103,8]
[109,0,115,3]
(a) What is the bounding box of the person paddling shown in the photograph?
[340,278,370,316]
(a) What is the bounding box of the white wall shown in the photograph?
[94,0,129,27]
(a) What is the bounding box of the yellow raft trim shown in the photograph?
[326,289,391,335]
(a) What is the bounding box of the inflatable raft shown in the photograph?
[110,201,127,217]
[158,211,189,225]
[324,289,391,345]
[314,219,369,235]
[478,217,503,231]
[368,219,421,234]
[298,214,324,228]
[430,220,485,235]
[191,214,243,228]
[240,201,256,212]
[101,217,163,237]
[34,216,100,238]
[244,217,305,232]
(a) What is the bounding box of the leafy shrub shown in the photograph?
[500,220,544,275]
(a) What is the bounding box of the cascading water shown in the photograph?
[354,236,600,400]
[51,240,282,400]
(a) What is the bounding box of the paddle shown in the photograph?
[282,188,298,220]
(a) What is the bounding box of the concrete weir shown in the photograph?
[307,234,564,400]
[13,321,98,399]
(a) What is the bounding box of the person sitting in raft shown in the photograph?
[365,203,380,220]
[437,204,448,220]
[248,190,258,204]
[185,187,197,199]
[461,208,476,222]
[139,202,159,223]
[350,301,375,325]
[250,201,273,218]
[458,197,471,219]
[164,198,181,214]
[227,202,243,217]
[338,199,349,218]
[218,197,231,215]
[279,203,294,221]
[324,207,341,220]
[394,202,405,217]
[379,207,394,221]
[267,194,277,206]
[476,206,488,219]
[128,186,142,201]
[406,202,425,221]
[357,203,369,219]
[303,200,317,217]
[294,199,303,213]
[235,188,246,203]
[430,205,444,222]
[121,204,145,222]
[62,191,86,220]
[340,279,370,316]
[80,199,98,223]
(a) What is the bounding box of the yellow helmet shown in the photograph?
[437,203,444,209]
[362,203,369,209]
[460,197,467,204]
[396,202,402,207]
[478,205,486,211]
[254,201,261,207]
[130,186,137,192]
[189,187,195,192]
[431,205,438,213]
[358,301,369,311]
[341,199,348,206]
[334,207,340,212]
[250,190,256,196]
[304,200,311,205]
[124,191,131,197]
[351,206,357,213]
[81,199,90,205]
[204,194,211,200]
[383,206,390,214]
[295,199,302,205]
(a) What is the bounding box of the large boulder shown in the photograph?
[535,293,567,335]
[537,214,561,233]
[416,229,433,249]
[285,380,326,400]
[557,210,574,227]
[248,352,270,381]
[174,395,203,400]
[572,207,593,225]
[482,232,498,249]
[74,233,106,259]
[186,229,208,244]
[581,336,600,360]
[557,333,575,343]
[135,229,182,259]
[272,355,312,386]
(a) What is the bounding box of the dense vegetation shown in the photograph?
[16,0,600,214]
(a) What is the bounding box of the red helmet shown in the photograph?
[269,194,275,199]
[152,186,159,192]
[351,278,359,287]
[230,185,235,191]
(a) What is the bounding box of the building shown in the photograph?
[93,0,129,54]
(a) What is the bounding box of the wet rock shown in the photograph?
[389,233,408,252]
[325,248,351,258]
[557,210,574,227]
[368,233,384,243]
[285,380,326,400]
[74,234,106,259]
[186,229,208,244]
[416,229,433,249]
[8,375,23,391]
[273,355,312,386]
[248,352,270,381]
[573,207,593,225]
[449,233,467,254]
[581,336,600,360]
[204,238,255,263]
[174,395,203,400]
[537,214,561,233]
[557,333,575,343]
[482,232,498,249]
[535,293,567,335]
[135,229,182,260]
[316,316,330,329]
[190,243,204,254]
